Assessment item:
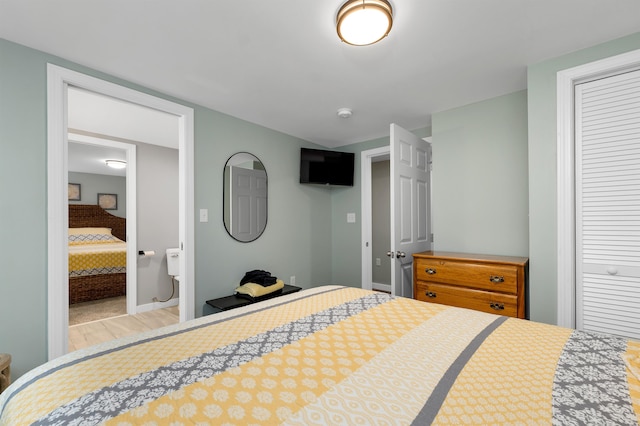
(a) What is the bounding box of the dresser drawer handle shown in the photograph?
[426,291,437,298]
[490,302,505,311]
[489,275,504,283]
[426,268,437,275]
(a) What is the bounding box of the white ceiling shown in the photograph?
[2,1,640,148]
[68,141,127,177]
[68,87,179,149]
[67,87,180,176]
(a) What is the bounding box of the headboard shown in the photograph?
[69,204,127,241]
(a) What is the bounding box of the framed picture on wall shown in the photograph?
[68,183,81,201]
[98,193,118,210]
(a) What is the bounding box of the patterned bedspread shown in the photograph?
[1,286,639,425]
[68,240,127,277]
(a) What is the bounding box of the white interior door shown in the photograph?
[230,166,267,242]
[390,123,431,297]
[575,69,640,340]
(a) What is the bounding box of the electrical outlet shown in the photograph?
[290,276,296,286]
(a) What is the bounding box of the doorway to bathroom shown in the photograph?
[360,127,432,297]
[47,64,195,360]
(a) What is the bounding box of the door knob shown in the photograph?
[396,251,406,258]
[386,251,395,258]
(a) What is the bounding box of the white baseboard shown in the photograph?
[136,297,179,314]
[372,282,391,293]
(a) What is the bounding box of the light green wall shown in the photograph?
[0,38,332,379]
[193,114,334,305]
[431,90,529,257]
[0,38,48,383]
[527,32,640,324]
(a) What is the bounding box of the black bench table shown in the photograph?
[205,285,302,314]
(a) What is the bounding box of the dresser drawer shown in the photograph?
[415,258,518,294]
[415,281,518,317]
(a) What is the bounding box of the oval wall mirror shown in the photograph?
[223,152,268,242]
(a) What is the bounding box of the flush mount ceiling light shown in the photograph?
[105,159,127,169]
[337,107,353,118]
[336,0,393,46]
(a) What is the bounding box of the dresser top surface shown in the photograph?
[413,251,529,266]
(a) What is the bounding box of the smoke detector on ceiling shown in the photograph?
[337,108,353,118]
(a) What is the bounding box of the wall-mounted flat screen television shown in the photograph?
[300,148,354,187]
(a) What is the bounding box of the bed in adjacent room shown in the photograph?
[68,204,127,304]
[1,286,638,425]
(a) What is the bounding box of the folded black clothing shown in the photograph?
[240,269,270,285]
[240,269,278,287]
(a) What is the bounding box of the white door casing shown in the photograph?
[390,124,431,298]
[47,64,195,360]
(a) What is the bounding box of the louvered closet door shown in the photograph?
[575,69,640,340]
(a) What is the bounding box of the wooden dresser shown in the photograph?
[413,251,528,319]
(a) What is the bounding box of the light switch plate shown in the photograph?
[199,209,208,222]
[347,212,356,223]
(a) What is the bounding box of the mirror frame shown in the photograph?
[223,152,268,242]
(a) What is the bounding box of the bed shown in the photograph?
[1,286,639,425]
[68,204,127,304]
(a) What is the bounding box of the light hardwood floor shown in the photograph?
[68,306,179,352]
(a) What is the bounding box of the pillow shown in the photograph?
[68,227,113,235]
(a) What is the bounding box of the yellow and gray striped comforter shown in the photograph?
[68,241,127,277]
[1,286,639,425]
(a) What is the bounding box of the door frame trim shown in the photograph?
[556,48,640,328]
[47,64,195,360]
[361,146,390,291]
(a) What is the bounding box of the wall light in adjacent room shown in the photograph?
[105,159,127,169]
[336,0,393,46]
